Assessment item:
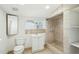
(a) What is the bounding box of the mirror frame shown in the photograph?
[6,14,18,36]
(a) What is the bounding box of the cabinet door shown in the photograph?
[38,37,44,50]
[32,36,45,53]
[32,37,39,53]
[25,36,32,48]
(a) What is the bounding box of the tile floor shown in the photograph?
[24,46,61,54]
[8,44,63,54]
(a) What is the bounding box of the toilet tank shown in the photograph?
[16,38,25,46]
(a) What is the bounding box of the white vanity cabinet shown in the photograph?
[32,33,45,53]
[24,33,45,53]
[32,36,39,53]
[38,35,45,50]
[25,35,32,48]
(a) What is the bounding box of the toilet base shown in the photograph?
[14,45,24,54]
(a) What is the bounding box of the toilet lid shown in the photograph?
[14,45,24,51]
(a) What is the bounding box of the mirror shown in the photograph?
[6,14,18,35]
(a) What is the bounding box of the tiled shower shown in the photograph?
[46,13,63,53]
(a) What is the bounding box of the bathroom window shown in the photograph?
[25,20,36,29]
[25,19,47,34]
[25,19,47,29]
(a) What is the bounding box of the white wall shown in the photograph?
[0,9,9,53]
[64,10,79,53]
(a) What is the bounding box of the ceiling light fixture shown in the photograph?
[0,38,1,40]
[45,5,50,9]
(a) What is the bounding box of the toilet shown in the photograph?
[14,38,25,54]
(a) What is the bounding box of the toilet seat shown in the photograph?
[14,45,24,54]
[14,45,24,51]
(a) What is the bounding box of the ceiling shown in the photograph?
[70,7,79,12]
[63,4,79,10]
[0,4,61,18]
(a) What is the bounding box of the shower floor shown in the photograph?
[47,41,64,53]
[51,42,63,51]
